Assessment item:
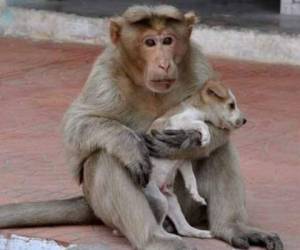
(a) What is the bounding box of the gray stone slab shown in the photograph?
[67,244,110,250]
[0,234,110,250]
[0,234,65,250]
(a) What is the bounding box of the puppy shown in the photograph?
[144,80,246,239]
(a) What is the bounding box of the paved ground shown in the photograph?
[0,38,299,250]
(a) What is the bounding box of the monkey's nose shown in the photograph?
[242,118,247,125]
[158,62,170,73]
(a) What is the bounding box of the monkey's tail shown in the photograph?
[0,196,99,228]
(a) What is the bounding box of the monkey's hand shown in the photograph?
[144,125,229,159]
[126,138,152,187]
[143,129,203,158]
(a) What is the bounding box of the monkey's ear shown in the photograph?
[110,17,123,44]
[184,11,200,36]
[205,80,228,100]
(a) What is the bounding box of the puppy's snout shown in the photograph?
[235,117,247,128]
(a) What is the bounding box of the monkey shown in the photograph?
[143,79,247,240]
[0,5,283,250]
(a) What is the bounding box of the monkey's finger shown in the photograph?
[151,129,184,139]
[142,172,150,187]
[137,171,149,187]
[154,133,185,141]
[162,129,185,136]
[150,129,160,136]
[146,143,166,157]
[247,233,283,250]
[271,235,284,250]
[154,129,187,140]
[151,133,184,147]
[145,144,158,154]
[139,159,152,187]
[149,150,167,158]
[129,172,140,186]
[143,134,155,146]
[232,236,250,249]
[147,141,170,156]
[130,170,147,187]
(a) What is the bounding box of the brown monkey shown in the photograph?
[0,5,283,250]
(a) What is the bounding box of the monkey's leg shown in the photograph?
[83,152,189,250]
[0,196,97,228]
[192,142,284,250]
[166,193,212,239]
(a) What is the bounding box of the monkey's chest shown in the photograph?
[120,87,195,132]
[122,103,167,132]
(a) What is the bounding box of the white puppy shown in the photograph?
[144,80,247,239]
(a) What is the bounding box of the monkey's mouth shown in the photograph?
[151,79,176,89]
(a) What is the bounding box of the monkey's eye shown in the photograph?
[144,38,156,47]
[162,37,173,45]
[229,102,235,110]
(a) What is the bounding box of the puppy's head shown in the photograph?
[201,80,247,130]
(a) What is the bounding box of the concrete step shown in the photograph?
[0,5,300,65]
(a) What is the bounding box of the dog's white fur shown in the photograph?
[144,80,246,239]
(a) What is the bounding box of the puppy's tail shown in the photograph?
[0,196,99,228]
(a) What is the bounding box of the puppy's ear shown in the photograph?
[204,80,228,100]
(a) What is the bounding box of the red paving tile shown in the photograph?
[0,38,299,250]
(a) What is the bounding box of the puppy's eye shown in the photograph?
[229,102,235,110]
[145,38,156,47]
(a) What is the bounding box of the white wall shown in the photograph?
[281,0,300,15]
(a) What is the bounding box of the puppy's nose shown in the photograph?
[235,118,246,127]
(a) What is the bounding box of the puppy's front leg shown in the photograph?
[184,120,211,147]
[179,162,206,205]
[169,117,211,149]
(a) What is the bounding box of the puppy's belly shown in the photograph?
[150,158,183,189]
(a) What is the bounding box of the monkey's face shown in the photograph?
[110,5,198,94]
[138,30,188,93]
[117,25,190,94]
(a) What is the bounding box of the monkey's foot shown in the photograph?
[231,232,283,250]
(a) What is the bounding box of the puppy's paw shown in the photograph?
[198,230,213,239]
[191,192,207,205]
[197,122,211,146]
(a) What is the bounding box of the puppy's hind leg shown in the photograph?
[144,182,182,241]
[166,193,212,239]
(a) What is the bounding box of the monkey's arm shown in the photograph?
[64,112,151,186]
[144,124,229,160]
